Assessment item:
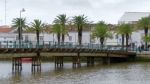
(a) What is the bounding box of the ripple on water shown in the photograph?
[0,62,150,84]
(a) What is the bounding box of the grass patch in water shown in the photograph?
[135,57,150,62]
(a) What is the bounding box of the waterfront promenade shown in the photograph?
[0,41,136,72]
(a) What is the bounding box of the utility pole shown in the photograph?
[4,0,6,25]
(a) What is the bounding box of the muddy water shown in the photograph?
[0,61,150,84]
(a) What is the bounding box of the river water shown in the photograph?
[0,61,150,84]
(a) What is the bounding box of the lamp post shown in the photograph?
[19,8,25,48]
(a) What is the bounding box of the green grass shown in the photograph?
[135,57,150,62]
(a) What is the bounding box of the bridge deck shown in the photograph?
[0,41,136,58]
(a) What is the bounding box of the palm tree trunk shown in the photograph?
[62,34,64,44]
[122,34,124,50]
[62,26,65,44]
[126,33,129,51]
[18,27,21,48]
[77,27,82,67]
[36,30,40,57]
[57,33,61,45]
[78,28,82,45]
[100,37,104,47]
[145,27,148,50]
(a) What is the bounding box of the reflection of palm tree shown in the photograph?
[117,23,133,51]
[12,18,26,47]
[54,14,68,44]
[137,17,150,50]
[92,21,112,46]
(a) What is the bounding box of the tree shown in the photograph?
[72,15,88,67]
[54,14,68,43]
[143,35,150,42]
[72,15,88,45]
[117,23,133,51]
[92,21,112,46]
[12,18,26,47]
[29,19,44,56]
[52,24,62,45]
[137,17,150,50]
[30,19,44,45]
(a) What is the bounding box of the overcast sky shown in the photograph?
[0,0,150,25]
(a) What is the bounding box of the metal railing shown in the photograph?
[0,41,141,52]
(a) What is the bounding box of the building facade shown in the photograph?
[118,12,150,46]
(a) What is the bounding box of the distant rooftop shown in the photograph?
[0,25,13,33]
[118,12,150,24]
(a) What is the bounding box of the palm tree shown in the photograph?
[117,23,133,51]
[54,14,68,44]
[137,17,150,50]
[72,15,88,67]
[52,24,62,45]
[12,18,26,47]
[72,15,88,45]
[92,21,112,46]
[30,19,44,46]
[143,34,150,42]
[29,19,44,56]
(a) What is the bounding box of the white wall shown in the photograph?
[0,31,145,46]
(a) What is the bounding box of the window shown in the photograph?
[69,36,72,41]
[16,35,23,40]
[25,35,28,42]
[39,36,44,41]
[16,35,18,40]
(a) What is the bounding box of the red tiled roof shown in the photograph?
[0,25,13,33]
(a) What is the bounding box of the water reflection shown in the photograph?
[0,62,150,84]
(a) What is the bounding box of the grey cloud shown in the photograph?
[0,0,150,25]
[61,0,91,8]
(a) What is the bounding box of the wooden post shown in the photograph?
[12,58,14,71]
[87,57,90,66]
[72,56,81,68]
[55,56,64,69]
[32,57,41,73]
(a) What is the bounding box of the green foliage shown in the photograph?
[28,19,44,43]
[72,15,88,45]
[92,21,112,41]
[52,23,62,44]
[72,15,88,30]
[30,19,44,32]
[54,14,68,26]
[117,23,133,35]
[12,18,27,29]
[52,24,62,34]
[53,14,69,43]
[137,17,150,29]
[143,35,150,42]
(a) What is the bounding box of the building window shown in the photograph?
[39,36,44,41]
[25,35,28,42]
[16,35,18,40]
[69,36,72,41]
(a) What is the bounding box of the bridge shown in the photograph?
[0,41,136,72]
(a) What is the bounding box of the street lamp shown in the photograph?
[19,8,25,47]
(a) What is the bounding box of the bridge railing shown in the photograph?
[0,41,140,52]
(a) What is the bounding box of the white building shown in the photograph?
[0,25,118,47]
[118,12,150,46]
[2,12,149,47]
[118,12,150,24]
